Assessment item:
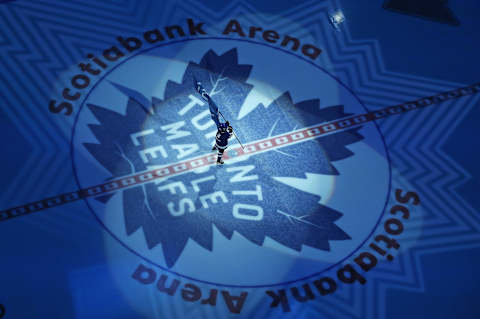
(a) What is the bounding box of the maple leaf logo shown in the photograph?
[84,48,363,267]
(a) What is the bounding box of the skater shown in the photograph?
[194,79,233,165]
[212,121,233,165]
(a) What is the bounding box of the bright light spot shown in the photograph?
[329,9,345,30]
[332,10,345,24]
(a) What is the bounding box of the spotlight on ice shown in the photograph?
[328,9,345,30]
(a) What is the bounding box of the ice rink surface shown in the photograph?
[1,1,479,318]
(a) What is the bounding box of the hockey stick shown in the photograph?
[218,110,245,150]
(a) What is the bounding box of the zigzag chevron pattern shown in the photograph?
[171,1,480,318]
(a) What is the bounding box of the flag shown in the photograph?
[208,98,221,128]
[194,78,221,128]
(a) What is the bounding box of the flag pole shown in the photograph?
[194,77,245,150]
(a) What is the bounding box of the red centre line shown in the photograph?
[1,82,479,222]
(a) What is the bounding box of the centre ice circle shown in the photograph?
[71,38,391,287]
